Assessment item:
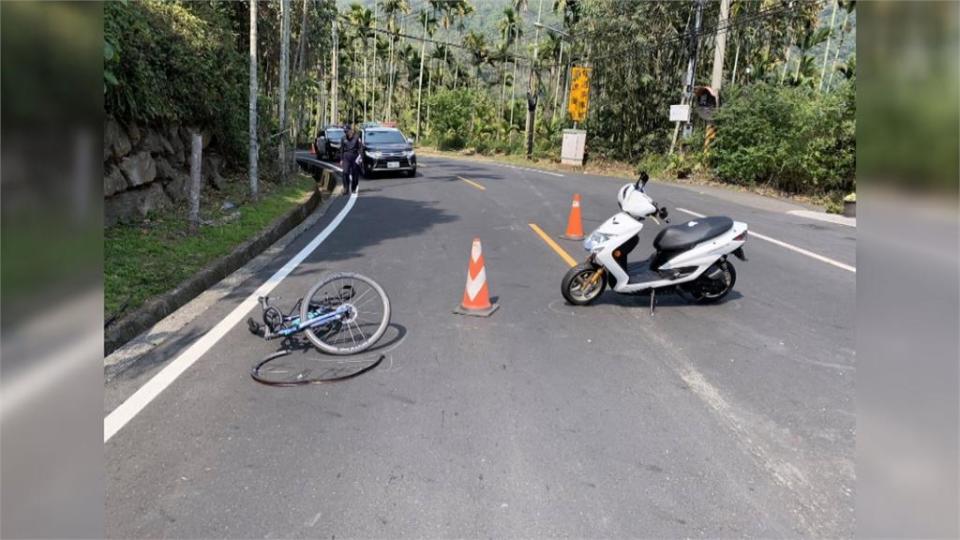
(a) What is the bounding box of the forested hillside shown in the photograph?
[105,0,856,201]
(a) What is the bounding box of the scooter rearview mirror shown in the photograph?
[637,171,650,191]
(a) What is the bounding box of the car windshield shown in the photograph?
[364,130,406,144]
[326,128,345,139]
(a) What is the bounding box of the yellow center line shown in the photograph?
[528,223,578,268]
[458,176,486,191]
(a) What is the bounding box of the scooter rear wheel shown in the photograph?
[681,260,737,303]
[562,264,607,305]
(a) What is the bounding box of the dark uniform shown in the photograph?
[339,129,361,193]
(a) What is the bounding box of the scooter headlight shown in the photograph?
[583,232,612,253]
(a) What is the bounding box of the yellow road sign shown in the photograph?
[568,66,591,123]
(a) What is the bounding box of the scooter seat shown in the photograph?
[653,216,733,251]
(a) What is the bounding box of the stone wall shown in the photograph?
[104,116,228,226]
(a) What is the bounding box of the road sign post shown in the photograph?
[563,67,591,166]
[561,129,587,166]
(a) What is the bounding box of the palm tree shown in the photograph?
[490,42,511,119]
[497,6,523,130]
[435,0,474,88]
[463,30,489,87]
[383,0,411,120]
[415,8,438,139]
[826,0,855,91]
[347,4,373,120]
[463,30,490,136]
[791,18,829,85]
[497,7,521,119]
[537,31,560,121]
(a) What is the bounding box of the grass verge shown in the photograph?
[105,173,316,320]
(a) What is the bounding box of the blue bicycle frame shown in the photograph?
[273,304,351,338]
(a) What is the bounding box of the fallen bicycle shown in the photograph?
[247,272,391,385]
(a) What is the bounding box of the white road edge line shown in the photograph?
[675,207,856,274]
[787,209,856,227]
[104,191,358,443]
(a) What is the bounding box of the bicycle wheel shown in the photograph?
[301,272,391,355]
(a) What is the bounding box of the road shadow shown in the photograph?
[107,325,204,382]
[362,176,465,191]
[292,194,458,266]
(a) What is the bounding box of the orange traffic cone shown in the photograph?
[560,193,585,240]
[453,238,499,317]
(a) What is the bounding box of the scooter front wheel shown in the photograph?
[562,264,607,306]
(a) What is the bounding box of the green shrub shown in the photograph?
[104,1,246,160]
[710,82,855,195]
[427,88,475,148]
[473,138,493,155]
[635,153,671,177]
[438,131,466,151]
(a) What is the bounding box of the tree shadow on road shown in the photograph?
[289,194,458,269]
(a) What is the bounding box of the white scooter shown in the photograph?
[561,172,748,313]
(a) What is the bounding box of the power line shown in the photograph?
[336,12,536,64]
[560,1,819,67]
[333,1,819,74]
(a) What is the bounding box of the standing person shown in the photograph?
[339,125,362,194]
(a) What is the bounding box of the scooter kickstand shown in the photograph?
[649,288,656,316]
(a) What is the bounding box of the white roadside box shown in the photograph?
[561,129,587,166]
[669,104,690,122]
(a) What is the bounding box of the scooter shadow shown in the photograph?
[588,289,743,310]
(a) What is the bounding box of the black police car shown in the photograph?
[359,127,416,177]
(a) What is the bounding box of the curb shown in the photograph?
[104,177,336,357]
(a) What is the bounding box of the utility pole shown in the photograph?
[415,9,427,141]
[330,17,338,125]
[248,0,258,199]
[524,0,544,159]
[710,0,731,92]
[278,0,290,175]
[670,0,705,154]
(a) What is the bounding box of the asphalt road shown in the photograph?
[105,152,855,538]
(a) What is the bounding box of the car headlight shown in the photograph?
[365,150,383,159]
[583,232,612,253]
[403,150,415,158]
